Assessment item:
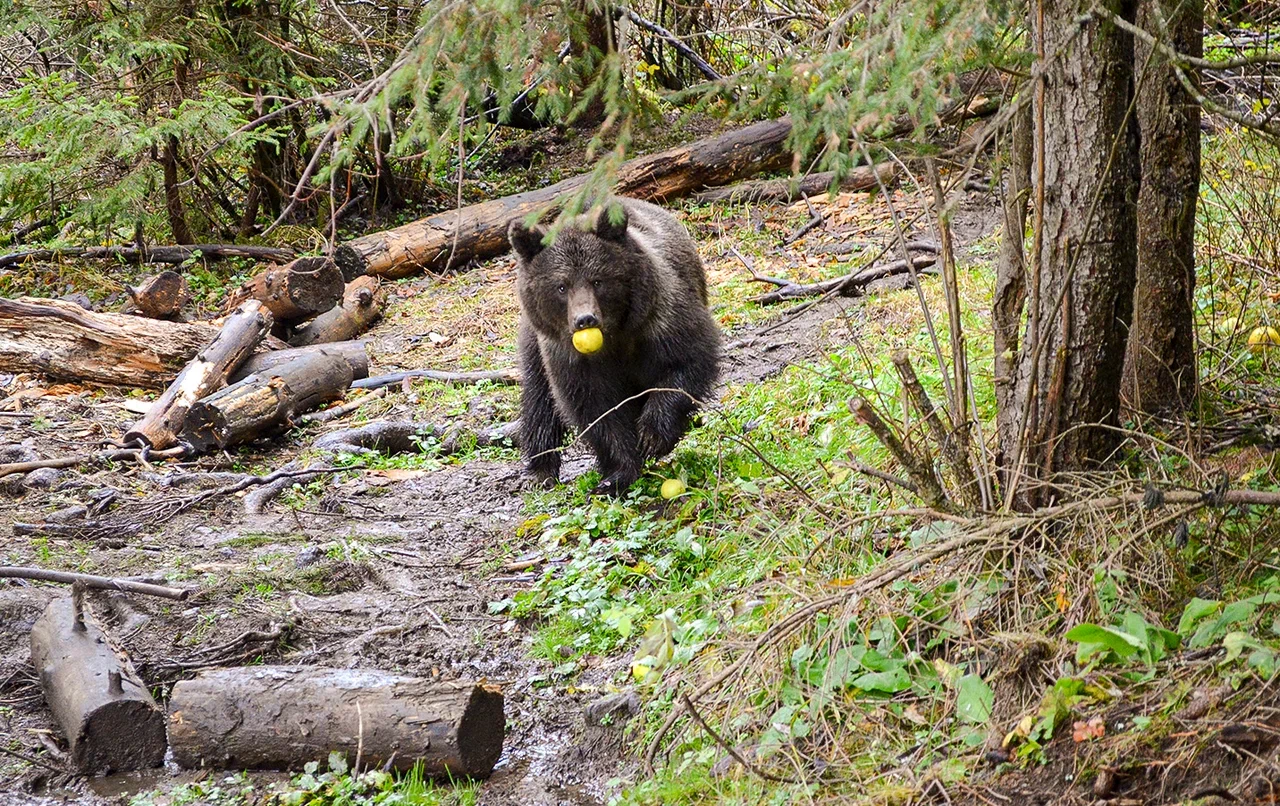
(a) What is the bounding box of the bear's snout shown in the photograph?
[567,285,602,334]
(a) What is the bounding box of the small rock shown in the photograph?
[584,690,641,728]
[24,467,62,489]
[555,644,573,658]
[295,546,324,568]
[61,292,94,310]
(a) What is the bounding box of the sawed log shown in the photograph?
[0,297,219,389]
[167,666,504,777]
[181,351,353,452]
[224,256,345,322]
[122,300,273,450]
[288,276,387,346]
[30,595,167,774]
[230,341,370,383]
[126,271,190,319]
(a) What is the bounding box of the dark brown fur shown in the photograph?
[509,197,720,495]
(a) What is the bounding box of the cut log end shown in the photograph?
[457,683,506,776]
[127,271,191,319]
[73,698,169,773]
[333,245,368,282]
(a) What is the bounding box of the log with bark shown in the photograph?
[122,301,273,450]
[230,341,369,383]
[30,596,168,774]
[334,118,796,279]
[288,276,387,346]
[690,161,900,205]
[0,297,220,389]
[126,271,190,319]
[0,243,296,270]
[181,351,353,452]
[223,256,345,322]
[167,667,504,777]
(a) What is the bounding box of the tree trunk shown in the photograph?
[122,301,273,449]
[167,667,504,777]
[1121,0,1202,413]
[999,1,1139,506]
[288,276,388,345]
[181,351,353,452]
[30,596,168,774]
[0,297,220,389]
[993,104,1033,487]
[334,118,795,279]
[163,135,194,245]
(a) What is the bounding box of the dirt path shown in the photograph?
[0,196,1000,805]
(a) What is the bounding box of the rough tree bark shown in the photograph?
[0,298,219,389]
[993,105,1033,482]
[167,667,504,777]
[1121,0,1202,413]
[996,2,1139,506]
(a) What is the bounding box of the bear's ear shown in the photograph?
[508,219,547,262]
[593,203,629,243]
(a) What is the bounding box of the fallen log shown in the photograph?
[30,596,168,774]
[167,667,504,777]
[126,271,190,319]
[690,161,900,205]
[223,256,344,322]
[0,243,296,270]
[230,340,369,383]
[0,297,219,389]
[334,117,796,279]
[288,276,387,346]
[182,351,353,452]
[122,301,273,450]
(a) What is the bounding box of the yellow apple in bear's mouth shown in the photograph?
[572,327,604,355]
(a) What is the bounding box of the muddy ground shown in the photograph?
[0,194,1001,805]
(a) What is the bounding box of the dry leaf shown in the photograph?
[370,468,429,482]
[1072,716,1106,742]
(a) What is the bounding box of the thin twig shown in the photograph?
[0,567,189,600]
[679,693,798,783]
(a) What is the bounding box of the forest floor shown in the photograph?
[0,179,998,805]
[5,132,1280,806]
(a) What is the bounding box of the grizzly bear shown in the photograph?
[508,197,720,495]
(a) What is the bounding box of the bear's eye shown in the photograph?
[591,280,601,289]
[557,284,566,295]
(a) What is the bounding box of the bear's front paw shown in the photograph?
[525,465,561,490]
[592,470,638,497]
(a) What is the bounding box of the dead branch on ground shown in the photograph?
[0,567,190,600]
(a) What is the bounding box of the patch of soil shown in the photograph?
[0,192,1003,805]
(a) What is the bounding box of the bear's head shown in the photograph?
[509,203,658,348]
